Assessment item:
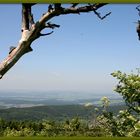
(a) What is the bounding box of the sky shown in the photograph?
[0,4,140,96]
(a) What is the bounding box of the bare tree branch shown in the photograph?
[60,4,108,15]
[54,3,61,10]
[48,4,54,13]
[136,20,140,40]
[46,22,60,29]
[93,9,111,20]
[39,31,54,36]
[9,46,16,54]
[0,3,109,79]
[136,5,140,16]
[22,4,29,30]
[22,4,36,30]
[71,3,79,8]
[136,5,140,40]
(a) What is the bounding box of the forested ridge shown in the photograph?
[0,104,127,121]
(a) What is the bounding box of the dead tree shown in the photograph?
[0,3,111,79]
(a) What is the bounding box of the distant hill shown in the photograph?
[0,104,127,121]
[0,91,124,108]
[0,91,126,121]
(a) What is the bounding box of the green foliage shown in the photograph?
[3,127,35,137]
[111,70,140,113]
[101,96,110,110]
[110,69,140,136]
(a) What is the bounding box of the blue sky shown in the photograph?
[0,4,140,96]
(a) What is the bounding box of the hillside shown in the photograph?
[0,104,127,121]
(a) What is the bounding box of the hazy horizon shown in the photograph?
[0,89,121,99]
[0,90,123,108]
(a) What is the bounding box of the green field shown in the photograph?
[0,137,139,140]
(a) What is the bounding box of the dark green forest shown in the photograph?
[0,103,135,137]
[0,104,127,121]
[0,104,128,137]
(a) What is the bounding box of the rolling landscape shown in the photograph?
[0,91,126,121]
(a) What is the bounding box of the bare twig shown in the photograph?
[46,22,60,29]
[39,31,54,36]
[9,46,16,54]
[71,3,79,8]
[93,9,111,20]
[48,4,53,13]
